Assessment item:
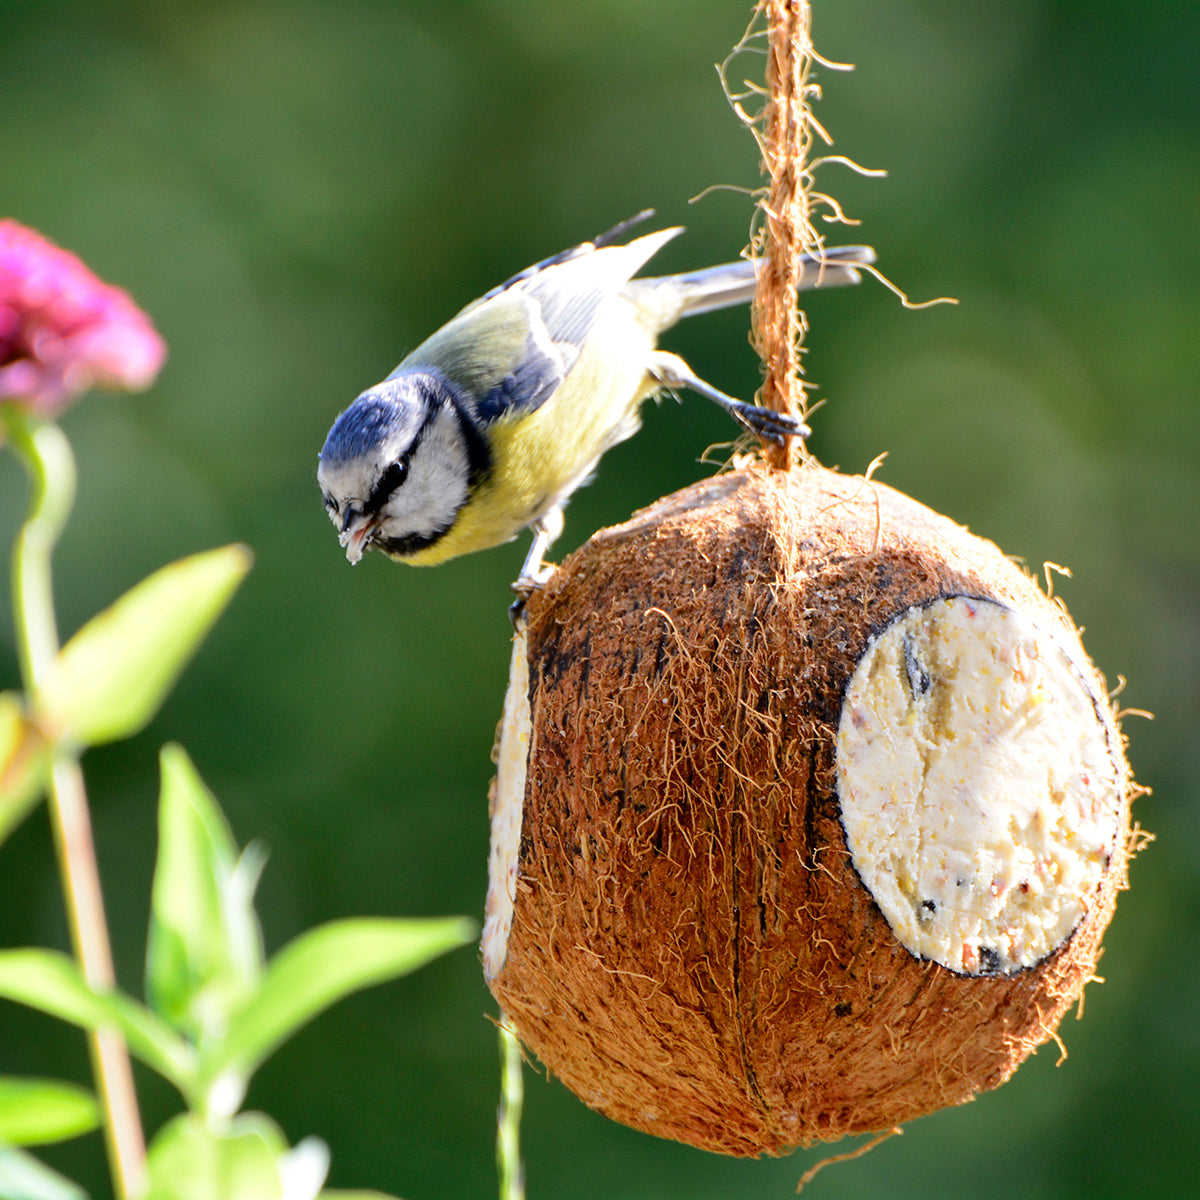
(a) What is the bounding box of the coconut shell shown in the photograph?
[484,463,1133,1155]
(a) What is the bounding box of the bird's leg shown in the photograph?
[509,505,564,628]
[649,352,810,445]
[515,505,564,591]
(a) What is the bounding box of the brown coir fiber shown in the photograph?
[487,463,1133,1155]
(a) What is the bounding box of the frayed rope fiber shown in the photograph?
[753,0,821,470]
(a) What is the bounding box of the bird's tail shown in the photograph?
[644,245,876,320]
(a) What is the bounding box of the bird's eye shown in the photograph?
[379,460,408,494]
[322,492,337,513]
[367,459,409,511]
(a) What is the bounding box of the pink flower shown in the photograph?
[0,219,166,418]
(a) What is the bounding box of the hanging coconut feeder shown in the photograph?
[481,0,1137,1159]
[483,464,1133,1155]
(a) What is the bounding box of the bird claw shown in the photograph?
[727,400,810,446]
[649,353,809,447]
[508,596,528,632]
[508,565,556,631]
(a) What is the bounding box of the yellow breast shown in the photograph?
[400,308,659,566]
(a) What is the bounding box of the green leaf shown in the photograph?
[0,694,48,844]
[207,917,474,1087]
[142,1112,292,1200]
[146,745,264,1041]
[319,1193,404,1199]
[0,1077,98,1146]
[0,1144,89,1200]
[0,950,196,1094]
[34,545,252,746]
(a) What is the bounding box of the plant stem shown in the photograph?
[7,414,148,1200]
[497,1018,525,1200]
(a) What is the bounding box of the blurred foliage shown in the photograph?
[0,1,1196,1197]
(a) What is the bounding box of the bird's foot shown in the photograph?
[724,399,811,447]
[508,564,557,630]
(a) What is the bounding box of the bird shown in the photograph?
[317,212,873,591]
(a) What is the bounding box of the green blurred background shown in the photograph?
[1,1,1196,1196]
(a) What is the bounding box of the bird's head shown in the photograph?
[317,374,475,563]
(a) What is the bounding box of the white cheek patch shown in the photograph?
[836,596,1123,976]
[382,411,470,540]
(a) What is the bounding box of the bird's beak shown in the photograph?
[338,509,378,565]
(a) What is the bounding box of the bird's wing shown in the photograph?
[520,225,680,349]
[477,210,657,303]
[399,225,681,422]
[395,287,574,419]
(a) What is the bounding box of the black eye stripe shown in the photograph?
[364,458,409,514]
[379,459,408,495]
[363,389,447,514]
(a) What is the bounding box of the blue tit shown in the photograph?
[318,212,873,588]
